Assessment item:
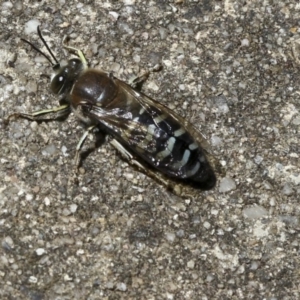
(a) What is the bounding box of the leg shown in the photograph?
[129,64,163,90]
[110,139,176,191]
[74,125,96,168]
[62,36,88,68]
[4,104,71,125]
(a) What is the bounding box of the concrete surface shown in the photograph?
[1,0,299,299]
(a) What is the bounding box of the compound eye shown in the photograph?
[69,58,82,69]
[51,73,66,95]
[70,58,80,65]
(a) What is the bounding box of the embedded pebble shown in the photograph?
[108,11,119,21]
[243,206,268,219]
[26,81,37,93]
[106,282,114,290]
[69,204,78,213]
[176,229,185,238]
[292,116,300,125]
[41,144,57,156]
[35,248,46,256]
[253,221,269,238]
[282,183,293,195]
[279,215,299,226]
[219,177,236,192]
[2,236,14,250]
[254,155,263,165]
[203,221,211,229]
[250,261,259,270]
[211,135,223,147]
[241,38,250,47]
[159,27,168,39]
[118,22,133,35]
[123,0,135,4]
[207,96,229,114]
[165,232,176,243]
[116,282,127,292]
[29,276,38,283]
[24,20,41,35]
[187,260,195,269]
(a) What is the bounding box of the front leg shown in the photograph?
[4,104,71,125]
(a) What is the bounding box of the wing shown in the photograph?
[83,78,221,182]
[120,81,225,178]
[120,79,224,178]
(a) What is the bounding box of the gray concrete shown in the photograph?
[1,1,299,299]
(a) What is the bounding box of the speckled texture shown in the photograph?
[1,1,300,299]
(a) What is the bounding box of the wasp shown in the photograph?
[6,27,221,191]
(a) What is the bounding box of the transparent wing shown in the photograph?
[84,79,224,178]
[117,80,225,177]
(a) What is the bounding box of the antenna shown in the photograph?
[37,26,59,65]
[21,26,59,66]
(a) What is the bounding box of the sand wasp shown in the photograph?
[6,27,222,191]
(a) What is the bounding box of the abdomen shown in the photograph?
[117,104,216,189]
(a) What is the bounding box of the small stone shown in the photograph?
[2,236,14,250]
[69,204,78,213]
[241,38,250,47]
[211,135,223,147]
[254,155,263,165]
[35,248,45,256]
[243,205,268,219]
[116,282,127,291]
[108,11,119,21]
[165,232,176,243]
[106,282,114,290]
[176,229,185,238]
[187,260,195,269]
[203,221,211,229]
[64,274,72,281]
[41,144,57,156]
[24,20,41,34]
[29,276,38,283]
[219,177,236,192]
[282,183,293,196]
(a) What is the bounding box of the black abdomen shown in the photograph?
[120,105,216,189]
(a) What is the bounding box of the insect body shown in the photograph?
[7,27,219,190]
